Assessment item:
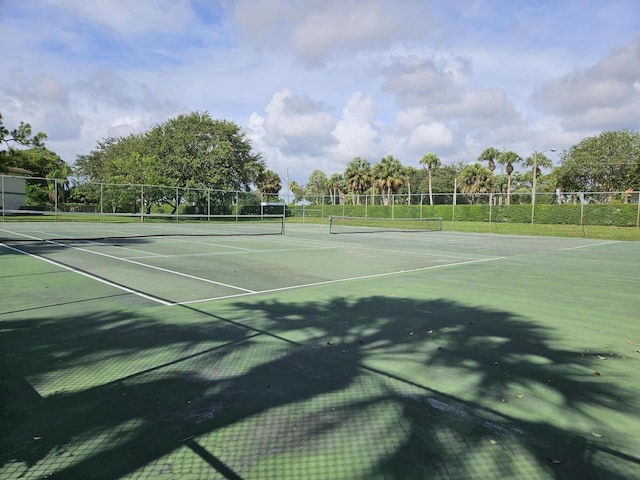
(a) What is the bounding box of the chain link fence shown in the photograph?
[0,175,284,219]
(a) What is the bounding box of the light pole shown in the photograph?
[531,148,556,227]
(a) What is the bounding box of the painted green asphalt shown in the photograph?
[1,229,639,479]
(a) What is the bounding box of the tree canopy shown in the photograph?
[554,130,640,193]
[256,169,282,196]
[74,112,265,192]
[0,112,49,174]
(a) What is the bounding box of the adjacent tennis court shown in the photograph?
[1,220,639,479]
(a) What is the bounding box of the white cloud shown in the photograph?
[40,0,198,36]
[534,34,640,131]
[2,0,638,184]
[407,123,453,152]
[231,0,431,64]
[330,92,380,161]
[261,89,336,155]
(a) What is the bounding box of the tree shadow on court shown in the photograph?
[1,295,638,479]
[230,296,639,480]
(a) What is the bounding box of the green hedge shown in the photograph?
[287,203,639,227]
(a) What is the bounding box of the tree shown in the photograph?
[521,152,553,188]
[2,147,69,179]
[497,150,521,205]
[344,157,371,205]
[478,147,500,174]
[457,163,494,204]
[371,155,404,205]
[288,181,307,204]
[419,152,441,206]
[328,173,345,205]
[555,130,640,200]
[73,112,265,213]
[307,169,328,203]
[401,166,419,204]
[0,112,48,173]
[256,169,281,199]
[145,112,264,192]
[478,147,500,205]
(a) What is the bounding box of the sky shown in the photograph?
[1,0,639,187]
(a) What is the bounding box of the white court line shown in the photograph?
[561,241,619,250]
[178,255,506,305]
[1,242,173,305]
[4,233,256,295]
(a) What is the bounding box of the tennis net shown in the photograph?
[329,216,443,234]
[0,212,285,242]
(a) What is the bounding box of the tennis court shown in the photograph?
[1,220,639,479]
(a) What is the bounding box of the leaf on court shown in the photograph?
[33,436,42,441]
[625,339,634,345]
[326,341,334,346]
[427,329,434,334]
[596,355,607,360]
[591,432,603,438]
[500,397,507,403]
[592,370,601,376]
[489,439,497,445]
[547,457,561,465]
[515,394,524,399]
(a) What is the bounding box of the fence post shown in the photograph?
[636,191,640,240]
[392,194,395,219]
[54,179,58,220]
[580,192,585,237]
[452,178,457,231]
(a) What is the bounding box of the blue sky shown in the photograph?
[2,0,639,185]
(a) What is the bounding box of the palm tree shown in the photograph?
[344,157,371,205]
[288,181,306,204]
[521,153,553,188]
[478,147,500,173]
[478,147,499,205]
[404,166,418,205]
[497,150,521,205]
[372,155,404,205]
[457,163,494,204]
[256,169,282,200]
[419,152,441,206]
[326,173,342,205]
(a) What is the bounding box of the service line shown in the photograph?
[178,255,506,305]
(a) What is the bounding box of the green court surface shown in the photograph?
[1,224,639,479]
